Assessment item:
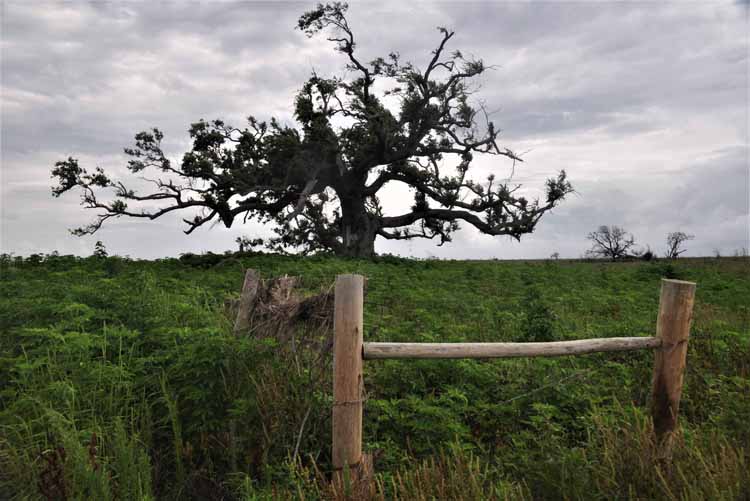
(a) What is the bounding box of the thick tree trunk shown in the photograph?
[339,194,378,258]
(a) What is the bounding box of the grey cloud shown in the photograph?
[2,2,321,159]
[1,1,747,259]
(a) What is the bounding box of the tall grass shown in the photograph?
[1,253,747,499]
[236,406,749,500]
[512,403,749,500]
[236,447,529,500]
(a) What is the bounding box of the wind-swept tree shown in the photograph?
[52,2,572,258]
[665,231,694,259]
[586,225,637,261]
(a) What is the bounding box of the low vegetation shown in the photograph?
[1,252,748,499]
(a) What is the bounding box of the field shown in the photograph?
[1,253,748,500]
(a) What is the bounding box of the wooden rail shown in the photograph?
[328,276,696,484]
[364,336,662,359]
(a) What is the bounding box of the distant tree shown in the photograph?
[665,232,694,259]
[93,240,108,258]
[586,225,637,261]
[550,252,560,260]
[235,236,264,253]
[50,2,572,258]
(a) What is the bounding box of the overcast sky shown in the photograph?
[1,1,748,259]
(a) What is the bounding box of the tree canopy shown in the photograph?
[52,2,573,257]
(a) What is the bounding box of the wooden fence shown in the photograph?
[332,276,696,483]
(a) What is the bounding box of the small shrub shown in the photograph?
[93,241,108,258]
[640,247,655,261]
[102,256,124,277]
[519,286,557,342]
[637,262,683,281]
[178,252,226,268]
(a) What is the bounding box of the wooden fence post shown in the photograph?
[233,269,260,335]
[651,278,696,458]
[332,274,365,485]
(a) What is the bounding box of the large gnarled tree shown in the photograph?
[52,2,572,258]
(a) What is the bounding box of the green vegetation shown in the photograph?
[1,252,748,499]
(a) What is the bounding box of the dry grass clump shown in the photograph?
[248,448,528,501]
[584,406,749,501]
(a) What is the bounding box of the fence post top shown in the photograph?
[336,273,365,281]
[660,278,696,288]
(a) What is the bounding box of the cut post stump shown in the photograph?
[233,269,261,335]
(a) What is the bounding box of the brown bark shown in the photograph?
[339,192,378,258]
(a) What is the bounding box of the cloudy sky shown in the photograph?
[1,1,748,259]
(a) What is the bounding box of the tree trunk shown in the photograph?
[339,194,377,258]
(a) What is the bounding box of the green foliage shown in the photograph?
[0,254,748,499]
[519,285,557,342]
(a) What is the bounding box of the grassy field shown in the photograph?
[1,252,748,500]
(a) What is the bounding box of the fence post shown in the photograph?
[233,269,260,335]
[650,278,696,458]
[332,274,364,485]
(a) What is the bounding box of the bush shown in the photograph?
[640,248,655,261]
[519,286,557,342]
[178,252,227,268]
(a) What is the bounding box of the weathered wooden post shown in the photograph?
[233,269,260,335]
[650,278,696,458]
[332,274,364,486]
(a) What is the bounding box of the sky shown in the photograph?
[1,1,748,260]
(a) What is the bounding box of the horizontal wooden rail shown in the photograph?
[363,336,662,360]
[327,277,695,479]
